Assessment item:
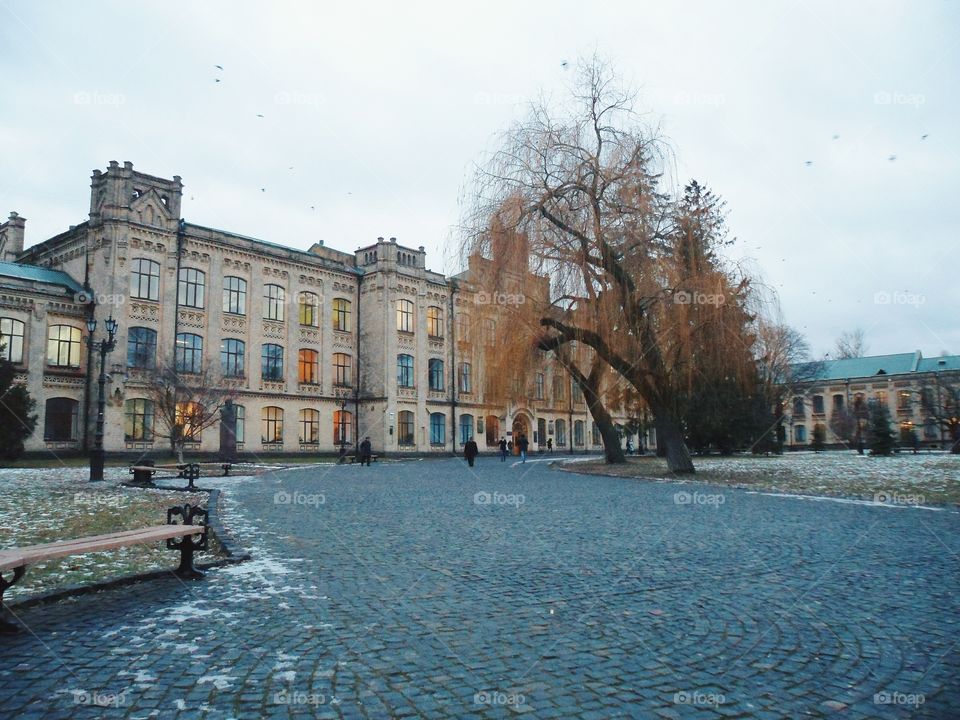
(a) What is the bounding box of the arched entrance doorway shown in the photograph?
[511,414,529,454]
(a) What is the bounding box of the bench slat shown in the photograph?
[0,552,26,573]
[10,526,204,566]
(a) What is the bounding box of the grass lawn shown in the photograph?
[562,450,960,505]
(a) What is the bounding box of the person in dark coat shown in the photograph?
[498,437,508,462]
[359,436,372,466]
[464,438,479,467]
[518,434,529,463]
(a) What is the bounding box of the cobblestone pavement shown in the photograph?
[1,457,958,719]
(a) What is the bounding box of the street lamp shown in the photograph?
[85,315,118,481]
[335,386,349,461]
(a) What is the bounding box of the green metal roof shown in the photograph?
[795,351,960,382]
[0,261,84,294]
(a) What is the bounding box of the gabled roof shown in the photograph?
[0,261,84,294]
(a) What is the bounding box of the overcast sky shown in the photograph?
[1,0,956,358]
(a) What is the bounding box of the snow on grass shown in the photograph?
[566,451,960,504]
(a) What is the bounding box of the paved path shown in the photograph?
[1,457,958,718]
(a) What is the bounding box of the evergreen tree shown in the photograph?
[867,401,895,456]
[0,351,37,460]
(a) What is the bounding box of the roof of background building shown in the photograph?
[0,261,84,293]
[794,351,960,382]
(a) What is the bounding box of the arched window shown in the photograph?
[44,398,79,441]
[223,276,247,315]
[555,419,567,447]
[221,338,245,377]
[47,325,82,367]
[262,406,284,444]
[127,327,157,369]
[0,317,25,363]
[574,420,584,446]
[334,409,353,446]
[430,413,446,445]
[460,414,474,444]
[264,284,286,321]
[177,267,205,308]
[427,306,443,338]
[333,352,352,386]
[458,362,472,393]
[300,409,320,444]
[397,354,414,388]
[261,344,284,380]
[298,348,319,384]
[130,258,160,300]
[299,292,320,327]
[124,398,154,441]
[397,410,415,446]
[396,299,414,332]
[332,298,351,332]
[428,358,444,391]
[175,401,203,442]
[175,333,203,373]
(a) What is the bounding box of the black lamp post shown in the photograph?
[86,315,119,482]
[335,386,349,460]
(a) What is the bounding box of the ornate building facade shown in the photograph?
[4,161,618,456]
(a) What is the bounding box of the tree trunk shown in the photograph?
[654,415,695,474]
[587,395,625,464]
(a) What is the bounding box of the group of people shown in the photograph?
[463,434,530,466]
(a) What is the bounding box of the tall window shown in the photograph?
[175,401,203,442]
[397,354,415,388]
[262,406,284,444]
[234,404,246,444]
[223,276,247,315]
[261,344,284,380]
[333,353,352,386]
[175,333,203,373]
[458,362,472,393]
[334,409,353,446]
[484,318,496,346]
[534,373,544,400]
[177,267,206,308]
[397,410,414,445]
[428,358,444,391]
[396,299,414,332]
[427,306,443,338]
[44,398,79,441]
[221,338,245,377]
[553,376,565,402]
[792,397,804,416]
[299,292,320,327]
[555,419,567,446]
[130,258,160,300]
[460,414,474,444]
[794,425,807,443]
[264,284,286,321]
[591,421,601,446]
[812,395,825,414]
[456,312,470,342]
[300,409,320,444]
[833,394,845,411]
[298,349,319,384]
[574,420,585,446]
[0,318,25,363]
[572,381,583,403]
[898,391,912,410]
[127,327,157,369]
[123,398,154,441]
[332,298,351,332]
[47,325,82,367]
[430,413,446,445]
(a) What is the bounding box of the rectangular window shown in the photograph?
[130,258,160,301]
[261,344,284,381]
[397,300,414,333]
[430,413,445,445]
[299,349,319,384]
[262,407,284,444]
[812,395,825,414]
[332,298,351,332]
[427,306,443,338]
[47,325,82,367]
[123,398,154,441]
[264,284,285,321]
[397,354,415,388]
[458,362,472,393]
[333,353,352,386]
[127,327,157,369]
[299,292,320,327]
[175,333,203,373]
[535,373,544,400]
[221,339,245,377]
[429,358,445,391]
[0,318,25,363]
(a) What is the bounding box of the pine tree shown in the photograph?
[0,352,37,460]
[867,401,895,456]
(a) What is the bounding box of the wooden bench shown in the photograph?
[129,463,233,487]
[343,454,379,464]
[0,503,208,635]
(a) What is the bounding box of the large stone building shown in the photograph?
[784,352,960,450]
[3,161,617,457]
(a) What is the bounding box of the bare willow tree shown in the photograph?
[145,363,229,463]
[834,328,868,359]
[460,59,761,473]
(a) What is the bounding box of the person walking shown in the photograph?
[359,436,372,466]
[498,437,508,462]
[546,437,552,453]
[464,438,479,467]
[518,434,529,463]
